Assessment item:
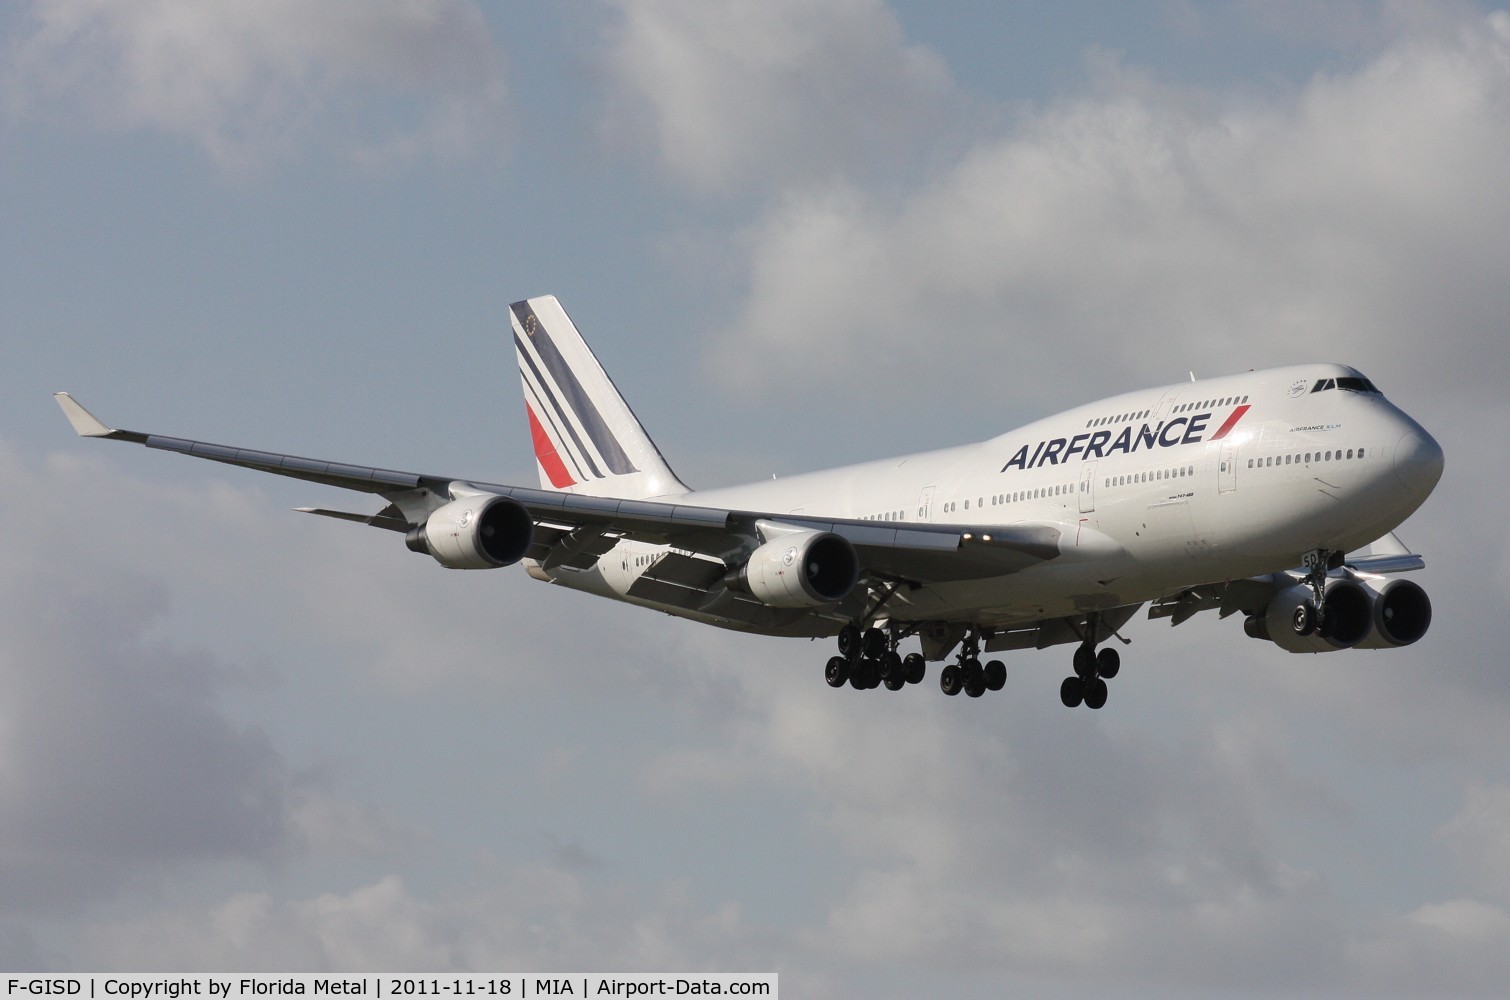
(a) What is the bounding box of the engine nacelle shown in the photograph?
[1355,578,1432,649]
[406,495,533,569]
[1244,578,1375,653]
[734,530,859,608]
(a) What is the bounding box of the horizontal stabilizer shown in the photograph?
[294,507,409,532]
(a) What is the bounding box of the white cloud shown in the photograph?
[706,10,1510,414]
[74,870,770,974]
[0,441,403,921]
[1439,784,1510,904]
[603,0,955,193]
[4,0,508,169]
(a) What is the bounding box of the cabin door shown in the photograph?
[1079,462,1097,513]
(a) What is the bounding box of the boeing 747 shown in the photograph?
[56,295,1443,708]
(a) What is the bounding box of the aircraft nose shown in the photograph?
[1393,428,1444,496]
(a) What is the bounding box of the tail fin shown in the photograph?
[511,295,690,499]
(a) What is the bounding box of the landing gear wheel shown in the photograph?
[1073,645,1097,679]
[984,659,1006,691]
[1291,601,1317,637]
[824,655,849,688]
[1083,677,1108,710]
[862,628,888,659]
[961,660,985,697]
[850,658,879,690]
[1096,648,1120,679]
[837,624,863,659]
[903,652,926,684]
[940,664,962,696]
[883,675,906,691]
[877,651,904,682]
[1060,676,1084,708]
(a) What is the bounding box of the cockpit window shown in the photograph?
[1312,376,1380,394]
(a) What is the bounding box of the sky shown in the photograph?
[3,0,1510,994]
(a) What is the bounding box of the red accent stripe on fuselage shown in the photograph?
[1209,404,1251,440]
[527,404,576,488]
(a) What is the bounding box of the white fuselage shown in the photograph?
[547,364,1441,636]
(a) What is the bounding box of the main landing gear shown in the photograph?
[937,627,1007,699]
[1059,645,1120,710]
[824,624,926,692]
[1059,614,1124,710]
[824,620,1124,707]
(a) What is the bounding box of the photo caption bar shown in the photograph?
[3,977,776,1000]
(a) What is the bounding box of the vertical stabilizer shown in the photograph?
[511,296,690,499]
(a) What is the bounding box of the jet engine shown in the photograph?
[406,495,533,569]
[1243,578,1375,653]
[1355,578,1432,649]
[732,530,860,608]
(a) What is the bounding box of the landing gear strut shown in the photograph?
[1059,615,1124,710]
[1296,548,1340,637]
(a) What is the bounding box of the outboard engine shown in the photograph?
[1355,578,1432,649]
[406,495,533,569]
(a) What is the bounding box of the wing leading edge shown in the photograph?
[51,393,1062,591]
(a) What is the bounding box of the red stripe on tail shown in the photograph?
[527,404,576,488]
[1209,404,1251,440]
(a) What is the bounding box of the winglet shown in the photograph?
[53,392,147,442]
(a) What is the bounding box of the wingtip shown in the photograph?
[54,391,116,437]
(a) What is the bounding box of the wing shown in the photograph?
[54,394,1063,594]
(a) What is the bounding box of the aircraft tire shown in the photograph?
[984,660,1006,691]
[878,651,904,681]
[940,664,962,696]
[1073,645,1096,678]
[849,660,868,690]
[1291,602,1316,637]
[883,675,906,691]
[838,624,862,659]
[824,655,849,688]
[903,652,926,684]
[1096,648,1120,679]
[1060,676,1084,708]
[862,628,888,659]
[1084,677,1109,710]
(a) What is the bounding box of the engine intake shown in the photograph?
[1356,578,1432,648]
[407,495,533,569]
[733,530,860,608]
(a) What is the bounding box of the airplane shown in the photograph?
[55,295,1444,709]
